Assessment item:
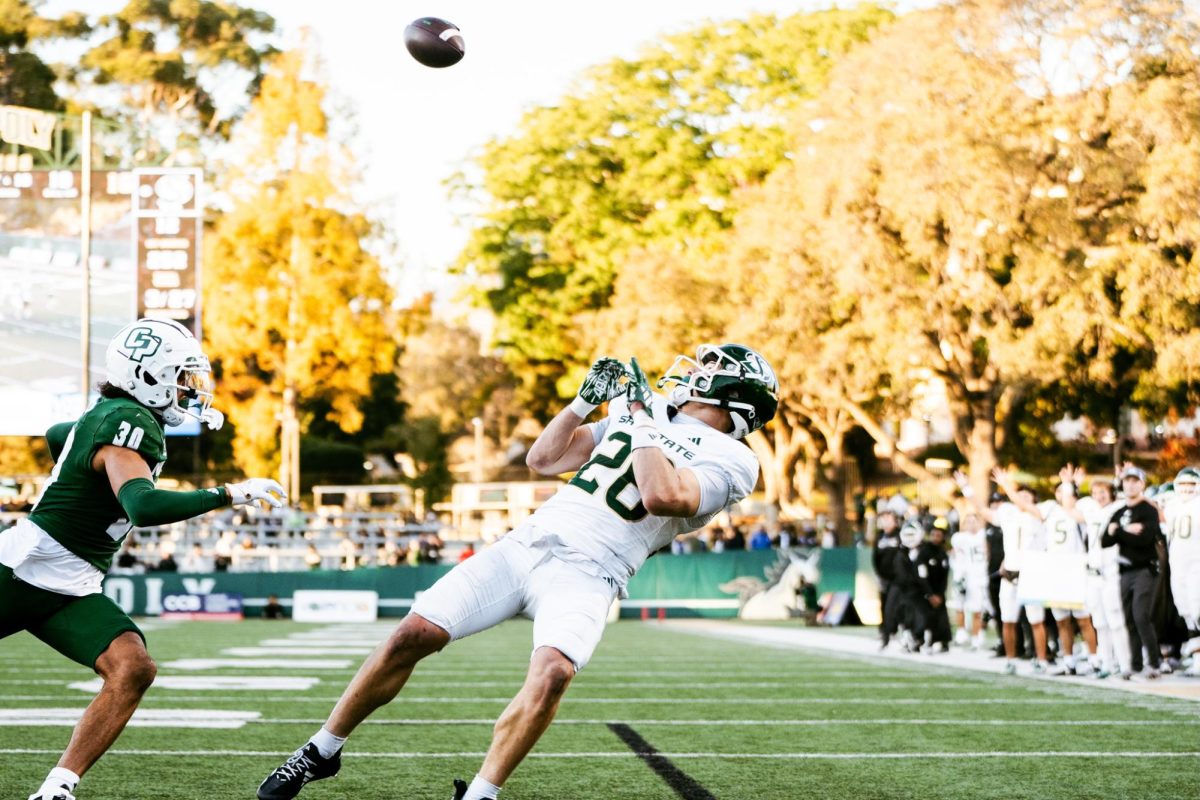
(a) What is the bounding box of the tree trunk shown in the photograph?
[781,459,814,519]
[840,399,939,483]
[793,452,817,508]
[824,429,848,540]
[746,421,809,514]
[966,412,997,501]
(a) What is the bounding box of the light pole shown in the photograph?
[472,417,484,483]
[79,110,92,411]
[279,233,302,504]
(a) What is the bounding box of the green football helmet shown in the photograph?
[657,343,779,438]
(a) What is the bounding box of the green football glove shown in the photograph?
[569,357,628,418]
[626,357,654,418]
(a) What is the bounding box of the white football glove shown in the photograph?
[226,478,287,508]
[201,407,224,431]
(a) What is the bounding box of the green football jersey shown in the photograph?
[30,396,167,571]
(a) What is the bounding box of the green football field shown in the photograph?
[1,619,1197,800]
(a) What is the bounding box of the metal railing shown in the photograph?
[116,510,445,573]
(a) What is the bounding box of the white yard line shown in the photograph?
[161,659,352,670]
[252,717,1197,727]
[222,647,375,656]
[0,693,1103,704]
[0,748,1197,760]
[661,621,1200,704]
[67,676,321,693]
[0,709,260,729]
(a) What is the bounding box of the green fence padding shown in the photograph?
[100,548,865,619]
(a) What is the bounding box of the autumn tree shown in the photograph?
[72,0,276,157]
[753,0,1200,497]
[456,6,893,416]
[0,0,88,110]
[204,46,395,477]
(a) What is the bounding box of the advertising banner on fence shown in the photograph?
[292,590,379,623]
[160,592,244,620]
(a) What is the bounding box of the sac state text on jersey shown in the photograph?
[518,392,758,588]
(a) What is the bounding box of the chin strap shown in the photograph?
[667,387,752,439]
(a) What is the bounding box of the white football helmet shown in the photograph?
[899,521,925,548]
[104,318,214,427]
[1174,467,1200,501]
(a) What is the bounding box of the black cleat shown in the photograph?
[451,778,469,799]
[257,743,341,800]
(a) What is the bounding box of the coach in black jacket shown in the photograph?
[872,511,902,647]
[1101,466,1164,676]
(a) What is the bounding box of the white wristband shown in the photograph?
[630,410,658,450]
[568,396,597,419]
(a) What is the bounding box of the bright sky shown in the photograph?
[246,1,874,301]
[46,1,899,301]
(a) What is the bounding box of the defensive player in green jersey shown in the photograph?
[0,318,287,800]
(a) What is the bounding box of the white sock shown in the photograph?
[463,773,502,800]
[309,727,346,759]
[38,768,79,798]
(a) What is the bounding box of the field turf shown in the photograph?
[1,618,1197,799]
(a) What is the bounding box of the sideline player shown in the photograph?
[1075,472,1132,678]
[1163,467,1200,675]
[258,344,778,800]
[949,509,990,650]
[0,318,285,800]
[959,468,1051,674]
[1040,469,1098,675]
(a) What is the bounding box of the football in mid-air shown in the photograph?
[404,17,465,68]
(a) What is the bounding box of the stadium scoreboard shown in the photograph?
[132,168,203,336]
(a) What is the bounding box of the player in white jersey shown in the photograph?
[958,468,1052,674]
[1074,472,1132,678]
[949,510,990,649]
[1039,470,1098,675]
[1163,467,1200,675]
[258,344,777,800]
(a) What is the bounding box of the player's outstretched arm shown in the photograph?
[526,408,598,476]
[992,467,1045,520]
[98,446,285,527]
[953,470,995,523]
[527,357,626,476]
[627,357,702,517]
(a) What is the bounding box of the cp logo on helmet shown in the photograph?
[122,327,163,363]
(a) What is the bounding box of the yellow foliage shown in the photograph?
[202,47,396,476]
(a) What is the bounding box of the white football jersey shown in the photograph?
[1164,495,1200,556]
[950,529,989,582]
[513,393,759,590]
[993,501,1049,572]
[1043,501,1086,554]
[1077,496,1123,572]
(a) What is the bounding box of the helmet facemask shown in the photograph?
[106,319,215,428]
[657,344,779,439]
[1174,468,1200,501]
[899,522,925,548]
